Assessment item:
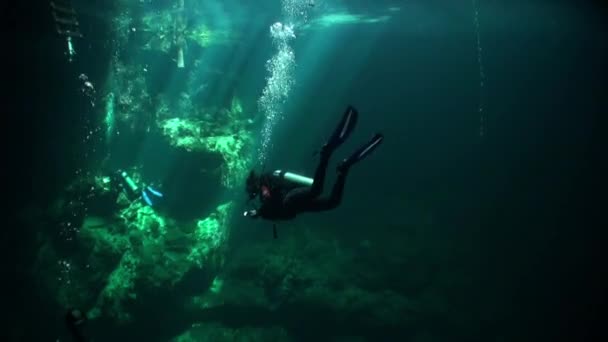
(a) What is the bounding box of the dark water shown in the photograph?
[6,0,607,341]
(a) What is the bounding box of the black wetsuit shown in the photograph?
[249,105,383,221]
[256,149,347,220]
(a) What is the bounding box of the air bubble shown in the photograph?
[473,0,486,137]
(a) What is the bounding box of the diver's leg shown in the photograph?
[301,133,384,213]
[327,169,348,208]
[301,170,348,212]
[308,105,358,197]
[283,187,311,212]
[283,107,360,211]
[284,147,330,211]
[309,148,330,198]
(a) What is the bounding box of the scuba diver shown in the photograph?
[113,170,164,207]
[65,308,88,342]
[244,105,383,229]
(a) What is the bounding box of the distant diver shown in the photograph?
[65,308,88,342]
[115,170,164,207]
[244,105,383,234]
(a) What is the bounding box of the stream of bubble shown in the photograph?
[473,0,486,137]
[257,0,316,163]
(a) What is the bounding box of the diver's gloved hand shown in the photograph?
[243,209,259,218]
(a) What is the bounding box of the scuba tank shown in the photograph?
[118,170,139,200]
[272,170,313,187]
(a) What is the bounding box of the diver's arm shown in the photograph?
[244,202,273,219]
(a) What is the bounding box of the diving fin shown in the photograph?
[142,190,153,206]
[273,223,278,239]
[146,186,164,198]
[325,105,359,152]
[338,133,384,172]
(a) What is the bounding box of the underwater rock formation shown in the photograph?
[105,61,153,135]
[35,164,236,323]
[31,2,456,340]
[32,0,259,323]
[170,224,451,341]
[85,202,234,322]
[171,322,292,342]
[39,106,249,322]
[140,11,233,54]
[159,125,251,188]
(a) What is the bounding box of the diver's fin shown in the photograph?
[146,186,164,198]
[142,190,153,206]
[324,105,359,152]
[338,133,384,172]
[273,224,278,239]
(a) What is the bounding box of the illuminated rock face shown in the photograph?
[37,0,254,324]
[41,161,239,321]
[159,113,252,189]
[79,200,234,322]
[171,322,292,342]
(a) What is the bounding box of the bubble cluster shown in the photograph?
[281,0,315,25]
[59,219,81,242]
[256,2,316,163]
[257,22,297,162]
[57,259,73,285]
[270,22,296,43]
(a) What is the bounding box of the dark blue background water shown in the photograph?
[6,0,606,341]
